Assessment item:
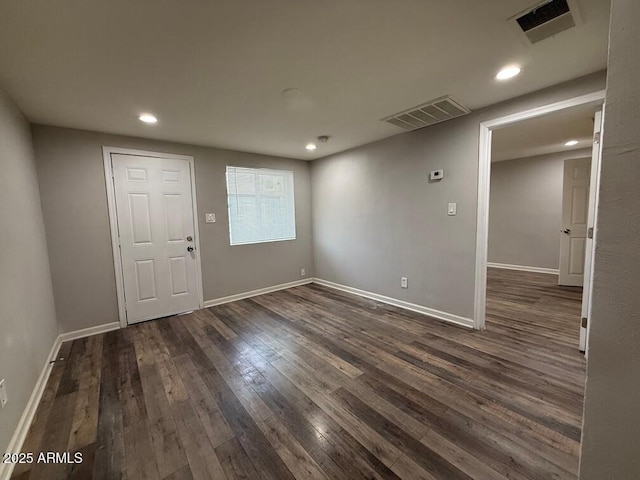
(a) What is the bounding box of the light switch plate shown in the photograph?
[205,213,216,223]
[448,203,457,216]
[430,169,444,181]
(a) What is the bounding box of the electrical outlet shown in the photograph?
[0,379,7,409]
[401,277,408,289]
[301,268,306,277]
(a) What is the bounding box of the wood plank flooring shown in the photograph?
[11,268,585,480]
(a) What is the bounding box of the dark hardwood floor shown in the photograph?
[11,268,585,480]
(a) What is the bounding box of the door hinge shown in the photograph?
[587,227,594,239]
[594,132,601,145]
[581,317,588,328]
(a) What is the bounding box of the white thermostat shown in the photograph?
[430,169,444,181]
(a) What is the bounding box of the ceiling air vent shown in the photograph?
[382,96,471,132]
[511,0,583,44]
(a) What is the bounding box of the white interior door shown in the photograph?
[559,157,591,287]
[111,153,201,324]
[579,110,603,353]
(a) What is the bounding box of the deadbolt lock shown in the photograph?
[186,236,193,242]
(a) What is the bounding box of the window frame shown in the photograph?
[225,165,297,246]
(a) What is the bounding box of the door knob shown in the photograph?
[186,236,193,242]
[187,246,194,252]
[563,228,571,235]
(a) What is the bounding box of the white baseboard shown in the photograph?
[204,278,313,308]
[487,262,559,275]
[0,336,61,480]
[0,321,120,480]
[312,278,474,329]
[58,321,121,343]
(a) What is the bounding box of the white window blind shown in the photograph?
[225,166,296,245]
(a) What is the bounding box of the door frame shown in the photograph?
[579,110,604,355]
[103,146,204,328]
[473,90,606,330]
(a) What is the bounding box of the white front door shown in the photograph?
[111,153,201,324]
[559,157,591,287]
[579,110,604,353]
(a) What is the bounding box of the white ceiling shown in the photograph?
[492,102,601,162]
[0,0,611,160]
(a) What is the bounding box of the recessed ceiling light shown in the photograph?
[565,140,579,146]
[305,143,317,151]
[496,65,521,81]
[139,114,158,124]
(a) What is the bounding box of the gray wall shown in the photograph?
[580,0,640,477]
[488,150,591,270]
[0,89,58,454]
[311,72,606,321]
[32,126,313,334]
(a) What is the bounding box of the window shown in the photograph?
[225,166,296,245]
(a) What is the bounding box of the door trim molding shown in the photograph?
[102,147,204,328]
[474,90,606,330]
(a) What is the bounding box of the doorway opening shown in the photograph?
[473,91,606,478]
[474,90,606,353]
